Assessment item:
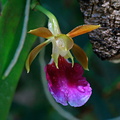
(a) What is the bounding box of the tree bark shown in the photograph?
[78,0,120,63]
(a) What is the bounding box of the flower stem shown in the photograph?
[31,0,61,35]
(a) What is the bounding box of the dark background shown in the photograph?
[8,0,120,120]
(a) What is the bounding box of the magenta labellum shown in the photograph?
[45,56,92,107]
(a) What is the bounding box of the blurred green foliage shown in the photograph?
[0,0,120,120]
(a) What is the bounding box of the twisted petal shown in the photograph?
[51,53,59,69]
[72,44,88,70]
[28,27,53,38]
[67,25,100,38]
[45,56,92,107]
[26,40,50,73]
[64,51,74,67]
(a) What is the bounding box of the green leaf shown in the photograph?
[0,0,7,6]
[0,0,46,120]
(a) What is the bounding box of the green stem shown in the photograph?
[31,0,61,35]
[36,5,56,22]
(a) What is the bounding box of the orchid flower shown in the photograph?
[26,24,100,72]
[25,4,100,107]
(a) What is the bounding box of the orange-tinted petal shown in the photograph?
[26,40,50,73]
[67,25,100,38]
[28,27,53,38]
[71,44,88,70]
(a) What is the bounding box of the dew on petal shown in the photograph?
[77,86,85,93]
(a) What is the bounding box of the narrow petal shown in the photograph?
[71,44,88,70]
[65,51,74,67]
[51,53,59,69]
[26,40,50,73]
[67,25,100,38]
[45,56,92,107]
[28,27,53,38]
